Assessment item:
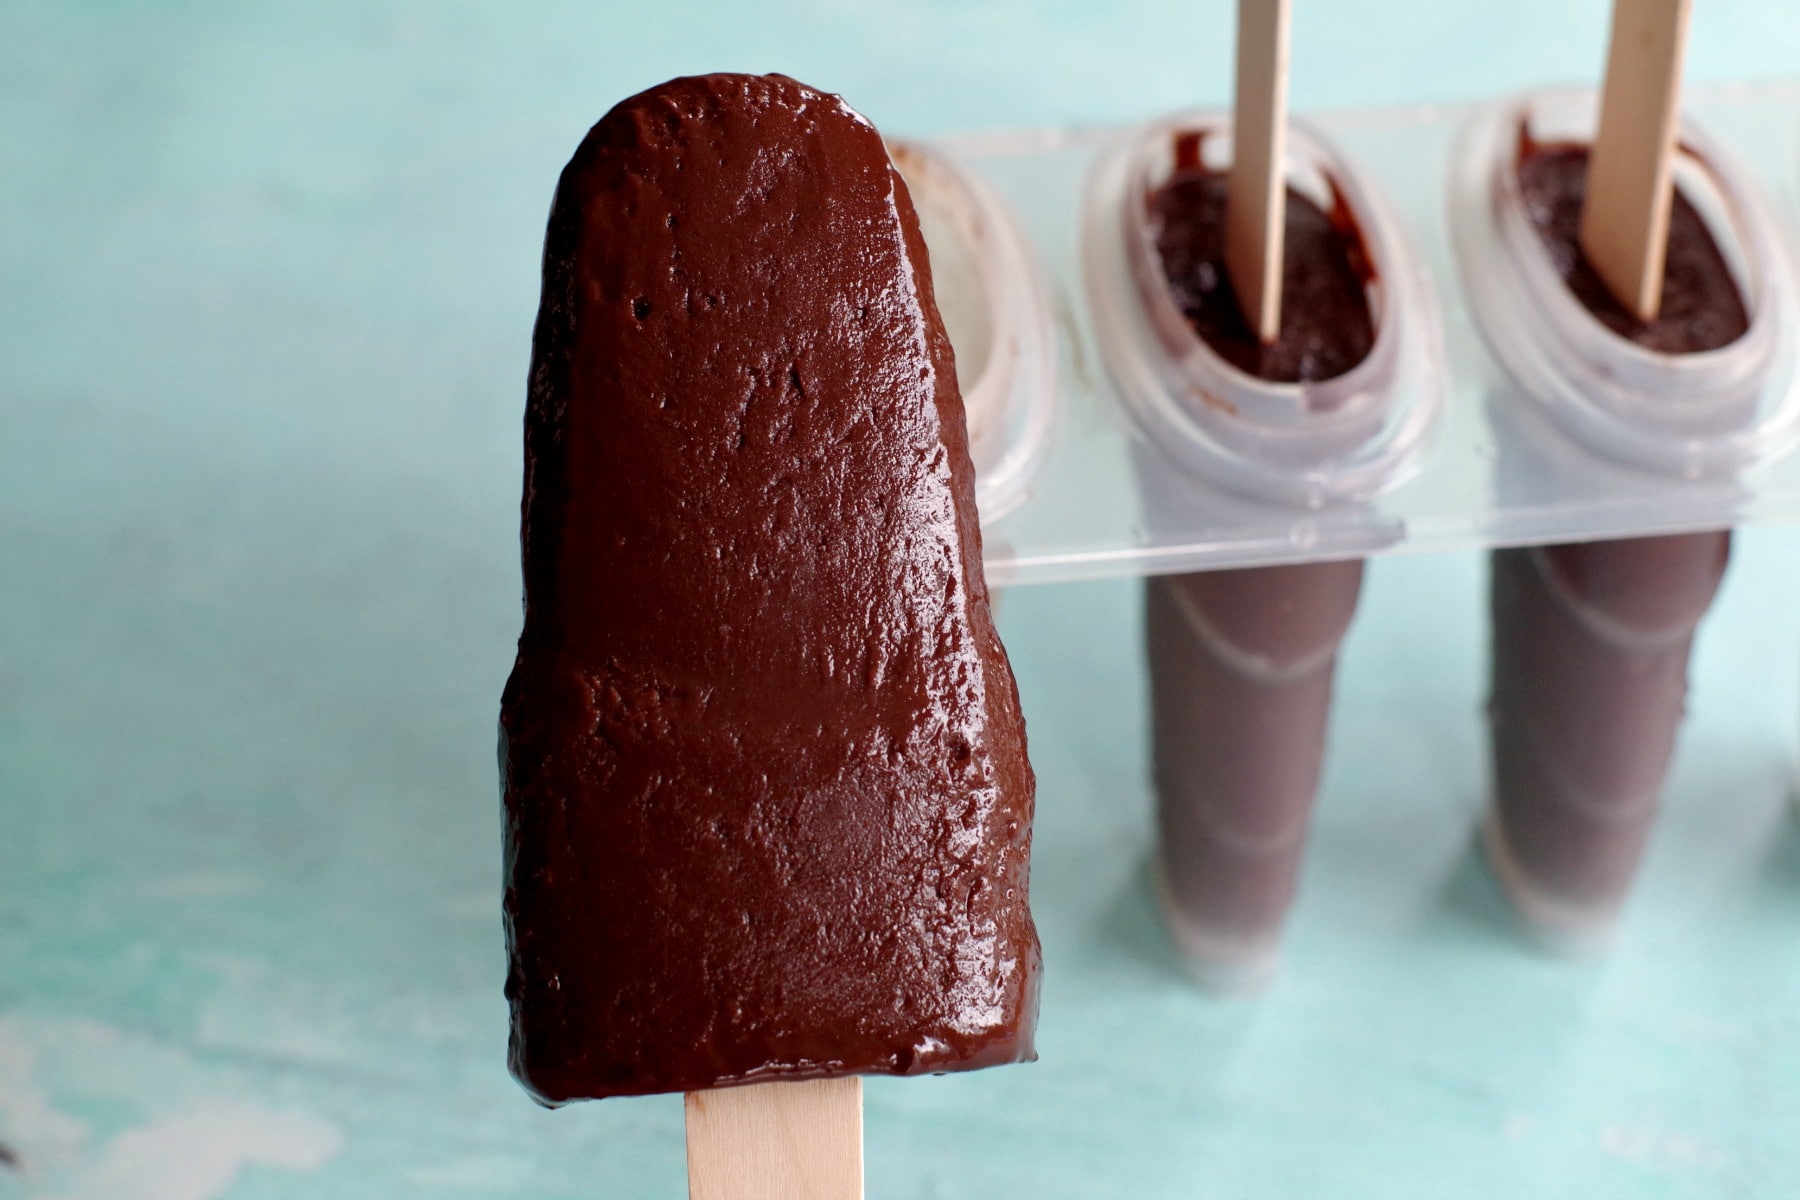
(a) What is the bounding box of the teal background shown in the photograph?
[4,2,1800,1197]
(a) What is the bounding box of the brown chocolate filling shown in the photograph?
[1514,139,1748,353]
[1488,138,1744,917]
[1148,132,1377,384]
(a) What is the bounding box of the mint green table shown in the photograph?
[4,3,1798,1197]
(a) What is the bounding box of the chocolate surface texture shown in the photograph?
[1515,142,1747,355]
[500,73,1039,1104]
[1147,560,1365,967]
[1149,133,1376,385]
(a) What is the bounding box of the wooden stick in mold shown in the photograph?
[1225,0,1293,345]
[1579,0,1695,322]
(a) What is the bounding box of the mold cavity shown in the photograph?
[632,297,652,321]
[1510,117,1749,356]
[889,144,996,396]
[1145,129,1378,387]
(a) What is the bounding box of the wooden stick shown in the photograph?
[685,1078,863,1200]
[1579,0,1695,322]
[1225,0,1292,345]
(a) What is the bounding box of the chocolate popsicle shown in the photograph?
[499,73,1040,1104]
[1144,150,1374,984]
[1486,144,1740,940]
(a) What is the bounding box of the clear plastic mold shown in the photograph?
[898,82,1800,585]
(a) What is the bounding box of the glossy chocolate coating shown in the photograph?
[1488,146,1743,925]
[499,74,1039,1104]
[1149,135,1376,384]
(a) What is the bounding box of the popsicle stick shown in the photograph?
[1225,0,1292,344]
[1579,0,1695,322]
[685,1078,863,1200]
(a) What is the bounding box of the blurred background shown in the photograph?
[4,2,1799,1197]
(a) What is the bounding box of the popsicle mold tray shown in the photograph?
[903,82,1800,586]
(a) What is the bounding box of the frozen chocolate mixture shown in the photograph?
[1488,140,1744,921]
[1515,142,1748,353]
[1149,132,1376,384]
[1141,135,1376,973]
[500,73,1040,1104]
[1148,559,1366,964]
